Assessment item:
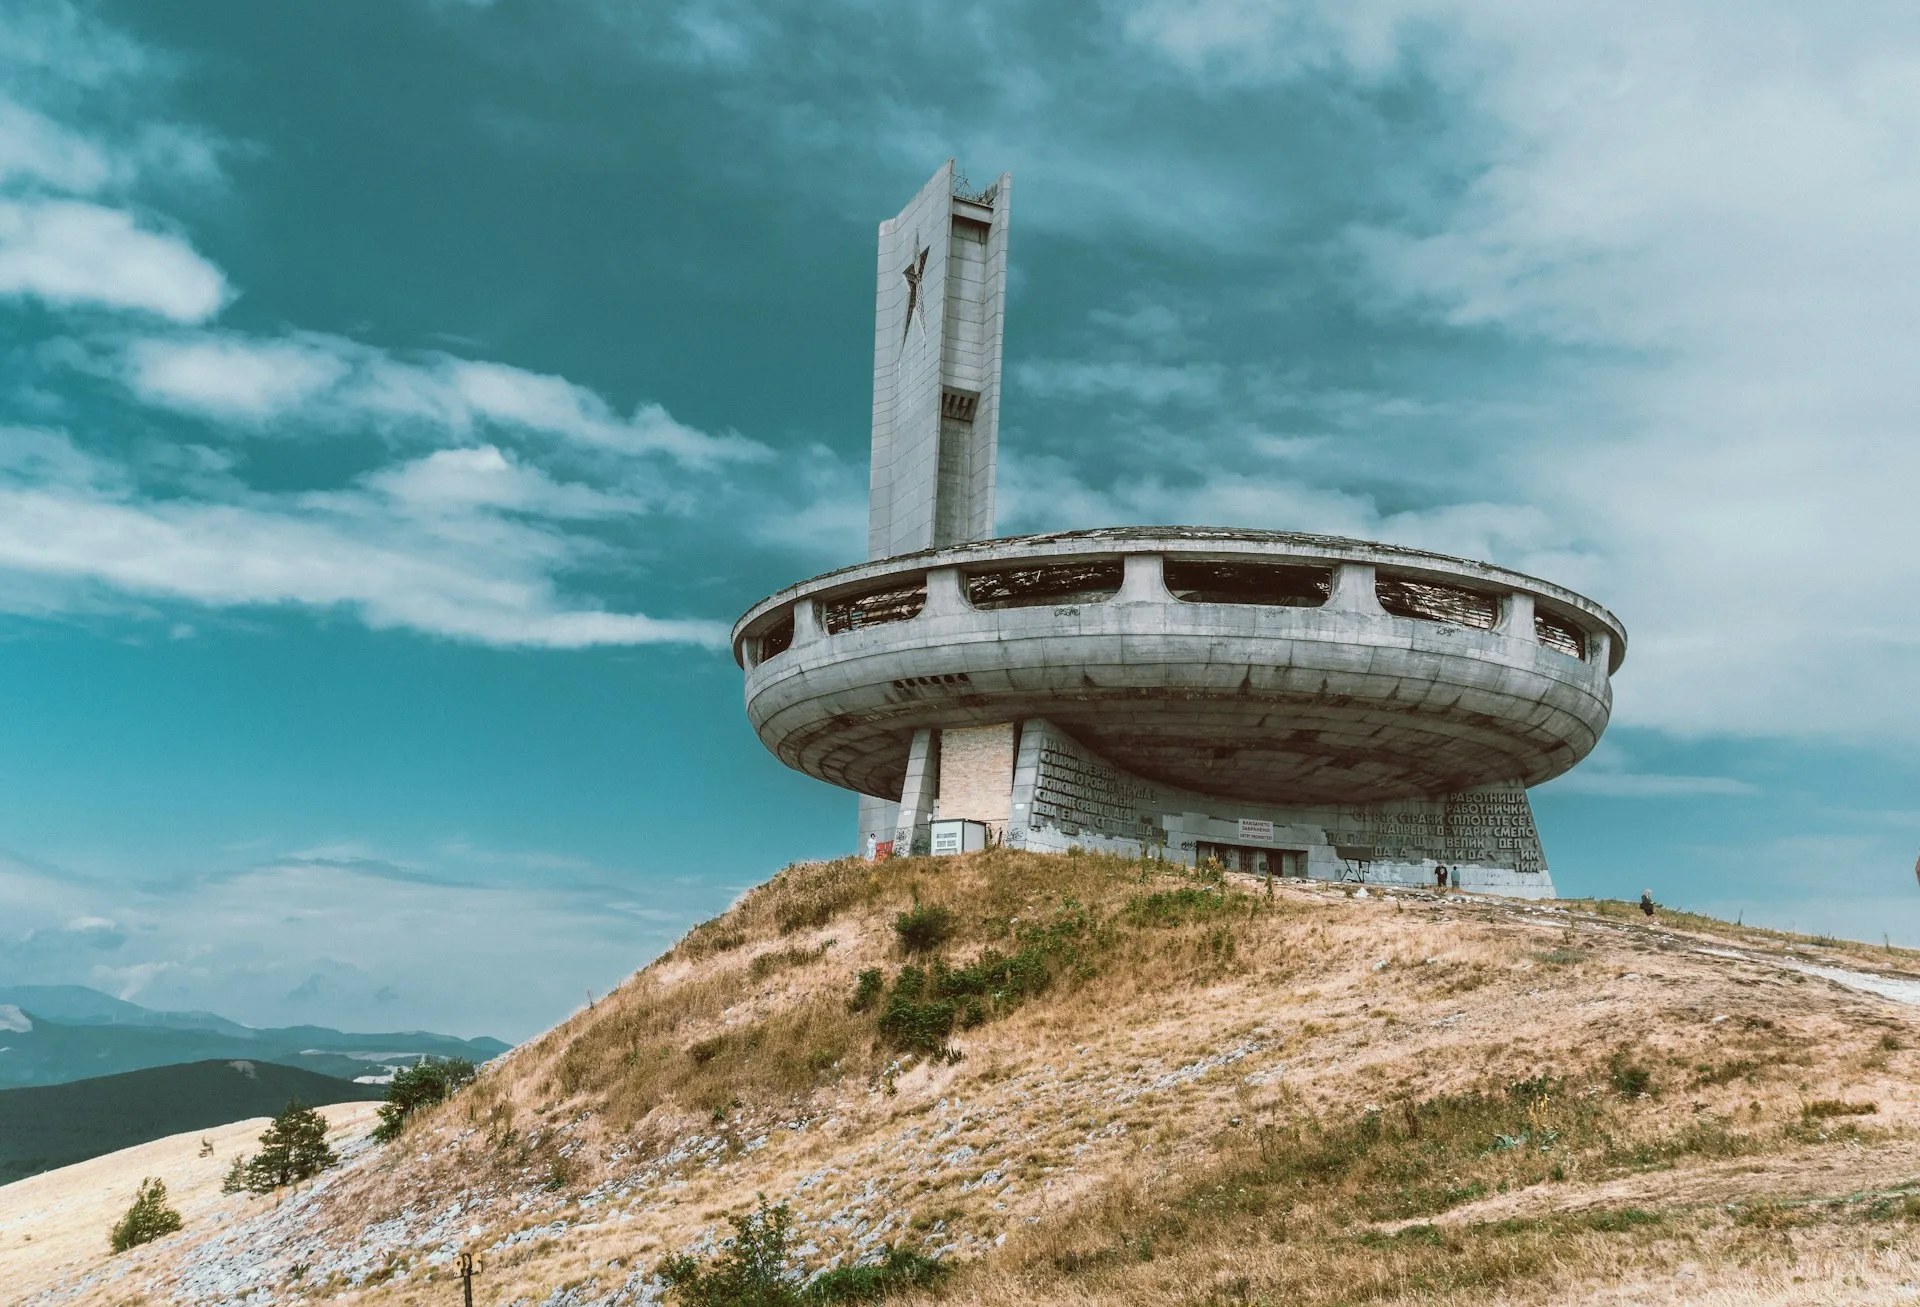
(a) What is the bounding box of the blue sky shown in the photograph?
[2,0,1918,1041]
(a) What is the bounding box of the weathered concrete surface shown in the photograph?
[868,161,1010,560]
[735,528,1624,809]
[1004,718,1556,896]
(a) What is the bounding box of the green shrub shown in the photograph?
[1690,1059,1757,1088]
[931,946,1053,1003]
[848,968,885,1012]
[243,1100,338,1192]
[1506,1075,1553,1105]
[1126,886,1232,927]
[1803,1098,1877,1119]
[1607,1052,1654,1097]
[862,900,1099,1052]
[109,1177,183,1252]
[660,1195,804,1307]
[658,1196,946,1306]
[893,903,953,954]
[373,1056,477,1143]
[809,1245,949,1302]
[877,966,957,1054]
[1578,1207,1662,1233]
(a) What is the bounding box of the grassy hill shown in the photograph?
[0,1059,384,1184]
[16,850,1920,1306]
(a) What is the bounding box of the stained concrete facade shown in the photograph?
[739,530,1623,802]
[737,163,1627,896]
[867,160,1012,561]
[1005,719,1554,897]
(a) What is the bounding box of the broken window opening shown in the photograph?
[1376,576,1499,629]
[941,388,980,422]
[1165,560,1332,607]
[964,560,1123,609]
[758,611,795,662]
[1534,609,1586,659]
[823,579,927,634]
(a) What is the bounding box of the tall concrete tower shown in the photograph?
[859,162,1012,849]
[867,161,1012,560]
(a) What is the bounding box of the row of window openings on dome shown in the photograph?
[753,561,1587,661]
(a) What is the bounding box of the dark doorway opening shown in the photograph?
[1196,843,1308,877]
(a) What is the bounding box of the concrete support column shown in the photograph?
[893,727,940,856]
[1118,552,1169,602]
[791,596,822,646]
[923,566,966,616]
[1327,563,1384,614]
[1004,719,1045,849]
[1497,591,1537,640]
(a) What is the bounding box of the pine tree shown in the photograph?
[372,1056,476,1143]
[243,1100,338,1192]
[109,1177,184,1252]
[221,1154,248,1194]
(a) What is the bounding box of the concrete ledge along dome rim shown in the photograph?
[732,526,1628,674]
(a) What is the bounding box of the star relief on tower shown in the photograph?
[901,243,930,342]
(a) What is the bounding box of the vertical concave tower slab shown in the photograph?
[868,159,1011,560]
[860,160,1011,851]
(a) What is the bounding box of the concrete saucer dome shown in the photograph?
[733,161,1627,897]
[733,527,1625,809]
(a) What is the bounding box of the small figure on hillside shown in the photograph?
[1434,864,1448,890]
[1640,889,1656,917]
[1449,866,1461,889]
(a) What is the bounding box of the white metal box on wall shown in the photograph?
[929,818,988,855]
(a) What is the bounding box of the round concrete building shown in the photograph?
[734,164,1626,897]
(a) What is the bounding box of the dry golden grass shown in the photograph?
[0,1102,377,1305]
[16,851,1920,1307]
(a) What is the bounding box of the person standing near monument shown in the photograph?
[1640,889,1656,917]
[1435,864,1448,890]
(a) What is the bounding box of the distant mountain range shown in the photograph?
[0,985,510,1090]
[0,1058,385,1184]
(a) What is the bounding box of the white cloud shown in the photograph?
[125,330,766,465]
[126,334,347,419]
[97,959,175,1002]
[0,849,713,1038]
[365,445,643,519]
[1544,771,1756,798]
[0,198,226,320]
[1015,359,1224,406]
[1122,0,1407,84]
[0,95,112,191]
[0,428,725,649]
[1114,1,1920,746]
[0,17,760,650]
[996,448,1572,573]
